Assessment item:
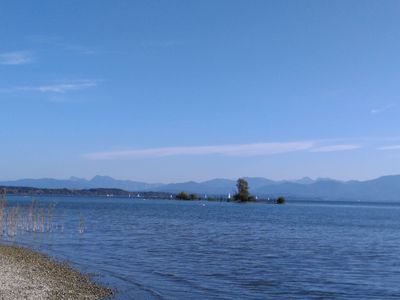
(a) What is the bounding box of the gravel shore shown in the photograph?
[0,244,113,300]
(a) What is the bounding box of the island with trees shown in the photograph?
[174,178,286,204]
[176,191,199,200]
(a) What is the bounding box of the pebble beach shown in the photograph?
[0,245,113,300]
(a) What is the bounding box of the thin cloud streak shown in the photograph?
[310,144,361,153]
[1,80,99,93]
[85,141,317,160]
[30,35,96,55]
[370,103,396,115]
[31,80,98,93]
[0,51,33,65]
[140,40,183,49]
[378,145,400,150]
[60,43,95,55]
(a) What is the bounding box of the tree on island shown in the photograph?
[233,178,256,202]
[176,191,198,200]
[189,193,199,200]
[176,192,190,200]
[276,196,286,204]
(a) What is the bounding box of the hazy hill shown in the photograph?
[151,177,277,195]
[1,175,400,202]
[0,175,161,191]
[252,175,400,202]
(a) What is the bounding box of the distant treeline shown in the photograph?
[0,185,285,204]
[0,186,171,198]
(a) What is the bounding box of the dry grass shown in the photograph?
[0,190,84,239]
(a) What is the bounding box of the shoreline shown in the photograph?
[0,244,113,299]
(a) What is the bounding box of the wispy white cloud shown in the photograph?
[377,145,400,150]
[1,80,99,94]
[370,103,396,115]
[85,141,316,160]
[30,35,96,55]
[310,144,361,153]
[61,44,95,55]
[140,40,183,49]
[29,80,98,93]
[0,51,33,65]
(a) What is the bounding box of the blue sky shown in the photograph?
[1,0,400,183]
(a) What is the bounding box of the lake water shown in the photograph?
[2,196,400,299]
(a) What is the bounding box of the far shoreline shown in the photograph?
[0,186,285,203]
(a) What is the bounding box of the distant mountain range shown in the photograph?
[0,175,162,191]
[1,175,400,202]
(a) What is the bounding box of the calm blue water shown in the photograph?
[3,196,400,299]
